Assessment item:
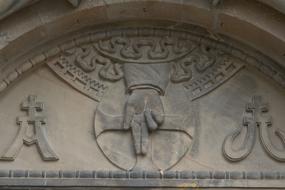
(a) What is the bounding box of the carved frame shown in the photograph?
[0,27,284,189]
[0,169,285,189]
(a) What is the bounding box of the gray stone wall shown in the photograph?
[0,0,284,189]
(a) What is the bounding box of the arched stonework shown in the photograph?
[0,1,284,189]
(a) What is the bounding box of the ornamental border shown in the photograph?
[0,27,284,98]
[0,169,284,180]
[0,170,284,188]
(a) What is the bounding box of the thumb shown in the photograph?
[144,108,158,131]
[151,107,164,125]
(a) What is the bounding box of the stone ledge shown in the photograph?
[0,170,284,188]
[0,170,284,180]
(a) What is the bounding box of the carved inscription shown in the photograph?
[0,95,58,161]
[223,96,285,162]
[48,49,109,102]
[183,55,244,100]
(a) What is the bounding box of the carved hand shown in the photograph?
[123,89,164,131]
[123,89,165,154]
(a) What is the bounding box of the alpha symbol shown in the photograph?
[0,95,58,161]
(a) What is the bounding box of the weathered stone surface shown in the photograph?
[0,27,282,189]
[0,1,284,189]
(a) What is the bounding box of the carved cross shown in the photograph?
[21,95,44,119]
[17,95,46,145]
[245,96,271,126]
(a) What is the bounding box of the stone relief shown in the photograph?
[1,28,284,173]
[223,96,285,162]
[0,26,284,189]
[47,32,243,170]
[48,48,108,102]
[0,95,58,161]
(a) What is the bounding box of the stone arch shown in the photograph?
[0,0,284,189]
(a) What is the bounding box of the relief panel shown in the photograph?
[0,28,284,188]
[46,32,244,170]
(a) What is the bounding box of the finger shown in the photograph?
[150,95,165,125]
[144,109,158,131]
[151,109,164,125]
[141,123,149,155]
[130,116,142,154]
[123,104,134,130]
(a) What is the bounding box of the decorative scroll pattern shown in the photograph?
[183,54,244,100]
[48,50,109,102]
[48,35,244,102]
[95,37,195,63]
[0,95,58,161]
[0,28,284,98]
[223,96,285,162]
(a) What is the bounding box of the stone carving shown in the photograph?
[1,169,284,180]
[48,48,109,102]
[2,29,284,97]
[223,96,285,162]
[1,169,285,188]
[47,31,244,170]
[94,37,194,63]
[0,95,58,161]
[183,54,244,100]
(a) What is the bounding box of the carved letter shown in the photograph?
[223,96,285,162]
[0,95,58,161]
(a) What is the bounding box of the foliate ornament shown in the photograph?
[75,46,97,72]
[180,49,244,100]
[94,36,194,63]
[0,95,58,161]
[170,44,216,83]
[223,96,285,162]
[47,30,244,170]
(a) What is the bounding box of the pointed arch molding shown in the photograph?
[0,0,285,69]
[0,0,284,91]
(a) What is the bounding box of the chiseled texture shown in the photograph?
[0,1,283,189]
